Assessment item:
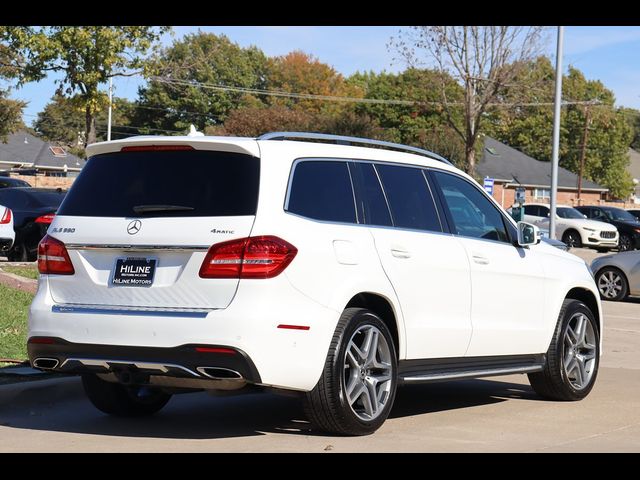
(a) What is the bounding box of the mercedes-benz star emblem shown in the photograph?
[127,220,142,235]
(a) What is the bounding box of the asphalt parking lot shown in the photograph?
[0,248,638,452]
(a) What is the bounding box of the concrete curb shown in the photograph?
[0,269,37,294]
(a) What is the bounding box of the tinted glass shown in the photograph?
[557,207,584,219]
[58,150,260,217]
[538,205,550,216]
[350,162,392,227]
[376,164,441,232]
[287,161,356,223]
[524,205,539,216]
[602,207,638,222]
[433,171,509,243]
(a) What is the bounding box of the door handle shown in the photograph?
[472,254,489,265]
[391,248,411,259]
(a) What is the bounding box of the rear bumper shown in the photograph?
[29,274,340,392]
[28,338,261,387]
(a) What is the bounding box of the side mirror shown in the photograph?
[583,214,587,219]
[517,221,540,247]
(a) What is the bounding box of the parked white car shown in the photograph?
[29,132,603,435]
[520,203,618,251]
[0,204,15,253]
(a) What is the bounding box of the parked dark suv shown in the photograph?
[575,206,640,251]
[0,187,66,261]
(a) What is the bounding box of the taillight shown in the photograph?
[0,208,11,224]
[38,235,75,275]
[35,214,55,224]
[199,235,297,279]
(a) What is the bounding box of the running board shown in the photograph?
[398,354,545,384]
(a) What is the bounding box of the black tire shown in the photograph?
[561,230,582,249]
[82,374,172,417]
[595,248,610,253]
[619,234,633,252]
[595,267,629,301]
[528,299,600,401]
[7,243,28,262]
[303,308,398,436]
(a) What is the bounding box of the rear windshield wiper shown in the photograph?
[132,204,195,214]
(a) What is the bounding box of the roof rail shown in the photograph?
[257,132,453,166]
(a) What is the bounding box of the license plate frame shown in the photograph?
[111,257,157,287]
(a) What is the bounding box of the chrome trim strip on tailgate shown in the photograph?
[52,304,213,318]
[65,244,209,252]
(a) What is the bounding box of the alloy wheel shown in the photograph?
[343,324,393,421]
[597,270,624,299]
[563,313,597,390]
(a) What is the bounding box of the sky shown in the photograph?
[8,26,640,127]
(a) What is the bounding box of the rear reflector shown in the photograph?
[199,235,297,279]
[38,235,75,275]
[277,324,311,331]
[0,208,11,224]
[195,347,236,355]
[35,213,55,224]
[120,145,195,152]
[28,337,56,344]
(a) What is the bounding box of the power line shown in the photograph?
[149,76,605,108]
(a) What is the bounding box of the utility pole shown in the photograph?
[107,77,113,141]
[577,104,592,203]
[549,26,564,240]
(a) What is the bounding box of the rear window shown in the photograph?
[58,150,260,217]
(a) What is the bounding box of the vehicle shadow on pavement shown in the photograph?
[0,377,540,440]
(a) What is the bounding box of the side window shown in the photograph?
[432,171,509,243]
[592,209,605,220]
[539,206,550,217]
[349,162,392,227]
[287,160,357,224]
[524,205,539,216]
[375,164,441,232]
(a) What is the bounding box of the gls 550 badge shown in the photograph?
[50,227,75,234]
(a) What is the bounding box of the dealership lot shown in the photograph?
[0,248,638,452]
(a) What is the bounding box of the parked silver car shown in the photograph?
[591,251,640,301]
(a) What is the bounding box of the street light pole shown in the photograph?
[549,26,564,240]
[107,77,113,142]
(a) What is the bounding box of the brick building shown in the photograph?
[477,137,608,208]
[0,130,85,189]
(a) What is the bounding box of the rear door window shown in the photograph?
[58,150,260,217]
[286,160,357,224]
[375,164,442,232]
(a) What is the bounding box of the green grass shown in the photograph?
[1,265,39,280]
[0,283,34,361]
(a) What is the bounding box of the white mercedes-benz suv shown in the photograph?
[29,132,603,435]
[521,203,619,251]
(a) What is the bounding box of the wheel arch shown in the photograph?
[562,228,583,243]
[345,292,402,359]
[565,287,601,336]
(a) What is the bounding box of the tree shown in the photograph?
[133,33,269,134]
[0,43,25,142]
[485,57,634,199]
[391,26,544,176]
[0,26,169,146]
[621,107,640,151]
[267,51,361,115]
[348,68,466,167]
[205,105,316,137]
[34,94,136,152]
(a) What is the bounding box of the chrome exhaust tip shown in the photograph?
[33,358,59,370]
[197,367,243,380]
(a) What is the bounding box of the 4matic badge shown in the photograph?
[211,228,235,234]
